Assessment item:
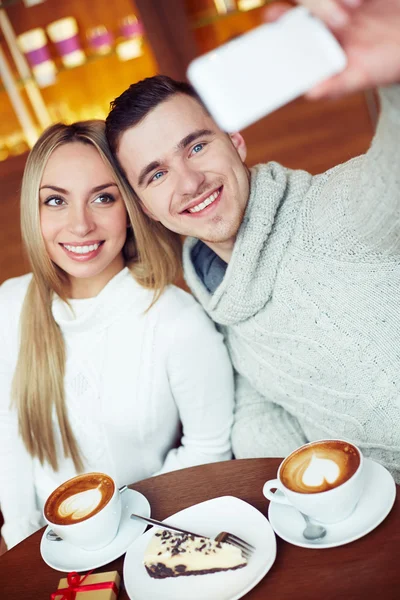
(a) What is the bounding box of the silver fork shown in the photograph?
[130,512,255,559]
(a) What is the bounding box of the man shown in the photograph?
[105,0,400,481]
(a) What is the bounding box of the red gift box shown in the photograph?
[51,570,120,599]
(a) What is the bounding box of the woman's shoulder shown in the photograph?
[156,284,204,315]
[0,274,32,343]
[0,273,32,328]
[0,272,32,303]
[154,284,218,334]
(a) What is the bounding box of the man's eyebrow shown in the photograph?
[39,183,118,193]
[177,129,214,151]
[137,129,214,188]
[138,161,161,188]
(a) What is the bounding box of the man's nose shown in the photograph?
[67,205,95,237]
[175,162,206,196]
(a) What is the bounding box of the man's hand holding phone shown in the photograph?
[187,7,347,132]
[265,0,400,98]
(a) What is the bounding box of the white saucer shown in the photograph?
[40,489,150,572]
[124,496,276,600]
[268,458,396,549]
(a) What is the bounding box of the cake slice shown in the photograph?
[144,529,247,578]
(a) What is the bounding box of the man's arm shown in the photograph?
[232,373,308,458]
[345,86,400,252]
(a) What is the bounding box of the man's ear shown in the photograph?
[140,200,160,222]
[230,132,247,162]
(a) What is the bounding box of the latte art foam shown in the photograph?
[58,487,102,521]
[302,455,340,488]
[44,472,115,525]
[281,440,360,494]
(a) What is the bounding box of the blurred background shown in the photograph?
[0,0,376,285]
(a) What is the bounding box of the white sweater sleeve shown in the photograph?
[157,303,234,474]
[232,372,308,458]
[0,292,42,549]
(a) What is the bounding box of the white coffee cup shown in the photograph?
[263,439,365,524]
[44,472,122,550]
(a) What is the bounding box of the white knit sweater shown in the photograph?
[0,268,234,548]
[183,85,400,482]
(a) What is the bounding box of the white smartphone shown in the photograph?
[187,7,347,132]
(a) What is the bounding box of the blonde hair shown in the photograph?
[12,120,182,472]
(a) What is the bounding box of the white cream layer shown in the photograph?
[144,529,246,571]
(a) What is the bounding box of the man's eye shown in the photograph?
[45,197,65,207]
[192,143,205,155]
[151,171,165,182]
[93,194,115,204]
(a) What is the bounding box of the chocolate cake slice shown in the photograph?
[144,529,247,579]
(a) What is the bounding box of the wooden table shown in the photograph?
[0,458,399,599]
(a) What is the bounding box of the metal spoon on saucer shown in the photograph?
[300,512,327,541]
[46,530,63,542]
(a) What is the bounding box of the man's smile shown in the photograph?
[181,186,222,215]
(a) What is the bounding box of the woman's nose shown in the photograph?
[67,206,95,237]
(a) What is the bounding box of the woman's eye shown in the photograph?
[45,197,65,207]
[192,143,205,155]
[93,194,115,204]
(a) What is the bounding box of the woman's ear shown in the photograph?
[230,132,247,162]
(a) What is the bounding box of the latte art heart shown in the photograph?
[45,472,115,525]
[58,487,102,521]
[301,455,340,488]
[280,440,361,494]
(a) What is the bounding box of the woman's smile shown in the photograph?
[60,240,104,261]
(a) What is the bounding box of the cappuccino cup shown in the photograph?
[263,439,364,524]
[44,472,121,550]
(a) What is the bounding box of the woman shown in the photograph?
[0,121,234,551]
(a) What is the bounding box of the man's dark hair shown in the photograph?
[106,75,205,154]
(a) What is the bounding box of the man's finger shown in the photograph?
[300,0,350,27]
[340,0,364,8]
[263,2,293,23]
[305,66,368,99]
[264,0,365,27]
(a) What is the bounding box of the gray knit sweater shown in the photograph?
[183,85,400,482]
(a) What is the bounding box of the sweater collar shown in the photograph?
[52,267,151,333]
[183,162,310,325]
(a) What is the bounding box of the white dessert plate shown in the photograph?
[123,495,276,600]
[268,458,396,549]
[40,489,150,572]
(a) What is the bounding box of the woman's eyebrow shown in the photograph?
[39,185,68,193]
[39,183,118,193]
[90,183,118,193]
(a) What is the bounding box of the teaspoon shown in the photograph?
[300,512,327,541]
